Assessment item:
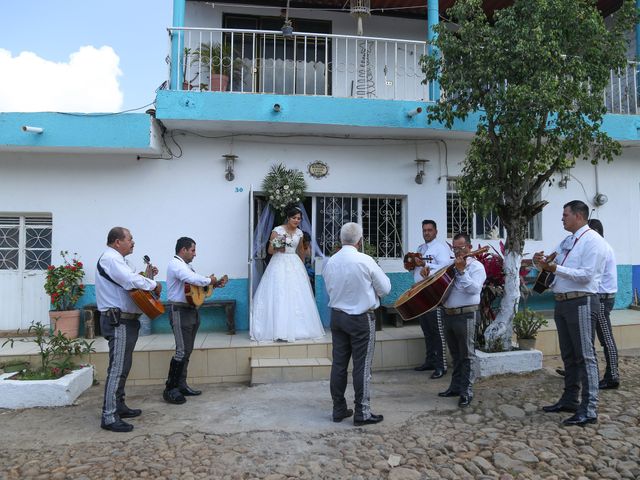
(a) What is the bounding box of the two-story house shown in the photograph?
[1,0,639,335]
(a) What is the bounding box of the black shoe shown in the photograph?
[438,388,460,398]
[414,363,436,372]
[599,379,620,390]
[430,369,446,379]
[458,394,473,408]
[332,408,354,423]
[101,419,133,433]
[179,385,202,396]
[117,406,142,419]
[542,401,578,413]
[562,413,597,427]
[354,413,384,426]
[555,368,565,376]
[163,388,186,405]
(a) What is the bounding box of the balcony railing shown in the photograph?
[168,27,431,101]
[168,27,639,115]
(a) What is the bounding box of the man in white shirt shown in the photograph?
[438,233,486,408]
[96,227,161,433]
[164,237,224,404]
[323,222,391,426]
[535,200,607,426]
[588,219,620,390]
[409,220,452,378]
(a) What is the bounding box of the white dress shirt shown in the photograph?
[551,224,608,294]
[598,241,617,294]
[166,255,213,303]
[96,246,157,313]
[413,239,452,284]
[442,257,486,309]
[323,245,392,315]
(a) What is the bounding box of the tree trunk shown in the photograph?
[484,250,522,350]
[484,219,525,351]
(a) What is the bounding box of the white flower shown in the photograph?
[283,185,289,190]
[276,189,280,194]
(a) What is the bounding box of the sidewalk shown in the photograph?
[1,351,639,479]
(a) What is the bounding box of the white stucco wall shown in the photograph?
[1,137,639,282]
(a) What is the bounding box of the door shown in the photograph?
[0,215,52,331]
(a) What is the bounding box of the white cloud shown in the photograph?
[0,46,123,113]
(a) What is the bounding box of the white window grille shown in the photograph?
[446,179,540,240]
[0,215,52,270]
[315,195,403,258]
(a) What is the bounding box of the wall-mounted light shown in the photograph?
[281,0,293,37]
[415,158,429,184]
[273,103,281,113]
[22,126,44,134]
[223,154,237,181]
[407,107,423,118]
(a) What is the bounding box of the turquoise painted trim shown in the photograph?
[0,113,152,150]
[427,0,440,101]
[633,264,640,304]
[171,0,186,90]
[155,91,640,142]
[155,91,481,132]
[74,265,635,335]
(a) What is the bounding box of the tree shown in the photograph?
[421,0,637,349]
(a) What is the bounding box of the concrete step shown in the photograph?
[250,357,332,385]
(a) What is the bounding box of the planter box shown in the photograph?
[475,349,543,378]
[0,365,93,409]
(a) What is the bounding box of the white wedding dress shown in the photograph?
[250,226,325,342]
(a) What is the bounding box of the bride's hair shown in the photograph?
[285,205,302,218]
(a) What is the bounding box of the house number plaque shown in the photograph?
[308,161,329,179]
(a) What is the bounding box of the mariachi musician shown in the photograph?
[406,220,452,379]
[164,237,225,405]
[438,232,486,408]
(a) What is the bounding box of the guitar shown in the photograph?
[129,255,165,319]
[394,246,489,321]
[185,274,229,307]
[532,252,557,294]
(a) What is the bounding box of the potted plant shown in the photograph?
[1,321,95,408]
[181,47,200,90]
[192,41,234,91]
[44,251,86,339]
[513,308,549,350]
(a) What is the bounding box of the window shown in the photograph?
[446,179,540,240]
[0,215,52,270]
[315,195,403,258]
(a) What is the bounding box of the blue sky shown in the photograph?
[1,0,173,112]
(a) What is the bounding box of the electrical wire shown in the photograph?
[55,102,156,117]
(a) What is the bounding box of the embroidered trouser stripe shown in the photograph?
[329,309,377,421]
[443,310,477,396]
[595,296,619,381]
[555,295,599,417]
[169,306,200,387]
[101,318,140,424]
[418,308,447,370]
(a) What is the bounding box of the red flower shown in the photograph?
[47,265,55,271]
[71,266,77,271]
[76,261,83,268]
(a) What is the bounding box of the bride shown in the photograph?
[251,205,325,342]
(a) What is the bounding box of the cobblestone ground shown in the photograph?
[1,353,640,480]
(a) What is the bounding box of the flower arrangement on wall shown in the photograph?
[261,163,307,216]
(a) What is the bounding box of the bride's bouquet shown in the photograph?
[271,235,292,249]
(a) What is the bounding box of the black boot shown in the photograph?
[163,358,186,405]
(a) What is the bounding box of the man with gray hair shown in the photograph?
[323,222,391,426]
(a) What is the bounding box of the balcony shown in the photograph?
[167,27,639,116]
[168,27,431,102]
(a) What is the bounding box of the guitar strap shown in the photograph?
[559,228,591,266]
[96,255,126,291]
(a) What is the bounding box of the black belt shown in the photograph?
[119,312,141,320]
[443,305,478,315]
[599,293,616,300]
